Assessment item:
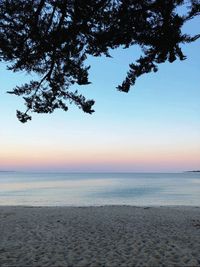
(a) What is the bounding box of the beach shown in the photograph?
[0,206,200,266]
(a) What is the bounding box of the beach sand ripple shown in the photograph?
[0,206,200,266]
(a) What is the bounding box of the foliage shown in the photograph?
[0,0,199,122]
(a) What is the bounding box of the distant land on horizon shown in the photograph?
[1,170,200,173]
[185,170,200,173]
[0,170,17,172]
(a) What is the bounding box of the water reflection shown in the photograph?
[0,172,200,206]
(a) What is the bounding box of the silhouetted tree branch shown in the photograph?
[0,0,199,122]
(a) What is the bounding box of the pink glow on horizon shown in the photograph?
[0,144,199,172]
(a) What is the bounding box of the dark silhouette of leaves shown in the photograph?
[0,0,199,122]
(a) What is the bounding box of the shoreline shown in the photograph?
[0,204,200,210]
[1,206,200,266]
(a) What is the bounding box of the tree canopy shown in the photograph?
[0,0,199,122]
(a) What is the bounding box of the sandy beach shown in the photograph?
[0,206,200,267]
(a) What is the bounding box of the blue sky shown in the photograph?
[0,15,199,172]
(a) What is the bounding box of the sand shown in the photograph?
[0,206,200,267]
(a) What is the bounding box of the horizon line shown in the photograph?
[0,170,195,174]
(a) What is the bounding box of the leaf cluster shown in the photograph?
[0,0,199,122]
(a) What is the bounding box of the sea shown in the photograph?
[0,172,200,206]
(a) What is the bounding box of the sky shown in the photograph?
[0,15,199,172]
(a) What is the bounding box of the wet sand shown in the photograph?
[0,206,200,266]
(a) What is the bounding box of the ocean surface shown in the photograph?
[0,172,200,206]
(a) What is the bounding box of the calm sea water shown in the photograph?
[0,172,200,206]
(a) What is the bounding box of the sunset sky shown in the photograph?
[0,16,199,172]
